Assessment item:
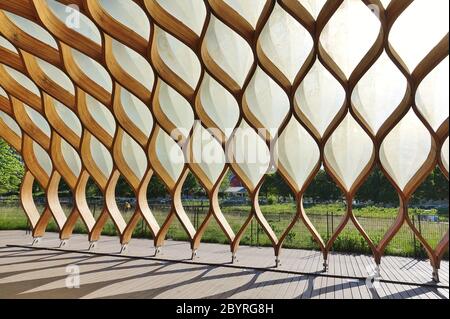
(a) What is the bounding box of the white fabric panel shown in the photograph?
[230,121,270,188]
[0,111,22,137]
[190,123,225,184]
[71,48,112,93]
[352,52,407,134]
[54,100,82,137]
[0,35,18,53]
[61,138,81,176]
[295,60,345,137]
[379,0,392,8]
[86,94,116,137]
[390,0,449,72]
[37,58,75,95]
[120,89,153,138]
[46,0,102,45]
[324,113,374,191]
[259,3,313,83]
[320,0,380,78]
[276,117,320,191]
[33,141,53,176]
[0,86,7,97]
[122,132,147,180]
[111,39,154,89]
[24,104,51,137]
[156,0,206,35]
[98,0,150,39]
[155,27,201,90]
[3,11,58,49]
[245,67,289,137]
[199,74,239,140]
[223,0,266,28]
[442,137,449,174]
[3,65,41,96]
[205,16,254,88]
[155,129,185,183]
[298,0,327,20]
[89,135,113,178]
[158,81,194,135]
[380,109,432,191]
[416,57,449,131]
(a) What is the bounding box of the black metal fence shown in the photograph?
[0,198,448,259]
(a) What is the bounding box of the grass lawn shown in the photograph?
[0,203,448,259]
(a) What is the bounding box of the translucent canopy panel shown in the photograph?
[0,35,18,53]
[98,0,150,39]
[324,113,374,192]
[54,100,82,137]
[259,3,313,83]
[71,49,113,93]
[198,74,239,140]
[33,141,53,177]
[122,132,147,180]
[297,0,327,20]
[61,139,81,177]
[442,137,449,174]
[157,81,194,136]
[36,58,75,95]
[46,0,101,45]
[380,110,432,192]
[223,0,267,28]
[24,104,51,137]
[229,121,271,189]
[379,0,392,9]
[3,11,58,49]
[0,111,22,137]
[111,39,154,89]
[120,89,153,138]
[89,135,113,178]
[320,0,381,78]
[389,0,449,72]
[204,16,254,88]
[156,0,206,35]
[190,123,226,186]
[416,57,449,131]
[295,60,345,138]
[86,95,116,137]
[275,117,320,192]
[3,66,41,96]
[154,129,185,184]
[154,27,201,90]
[352,52,407,135]
[0,86,7,97]
[244,67,289,137]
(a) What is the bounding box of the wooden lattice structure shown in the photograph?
[0,0,448,281]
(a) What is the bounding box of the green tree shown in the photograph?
[304,170,342,202]
[0,139,24,196]
[147,175,168,199]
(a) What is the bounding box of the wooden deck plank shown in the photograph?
[0,231,447,299]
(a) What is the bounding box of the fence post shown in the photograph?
[418,212,422,234]
[326,211,329,240]
[412,215,417,258]
[331,212,334,235]
[257,223,260,247]
[250,219,253,246]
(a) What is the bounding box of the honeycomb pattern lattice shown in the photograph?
[0,0,448,278]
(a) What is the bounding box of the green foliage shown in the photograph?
[0,139,24,196]
[182,172,205,196]
[147,175,168,199]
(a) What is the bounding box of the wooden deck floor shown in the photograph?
[0,230,448,299]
